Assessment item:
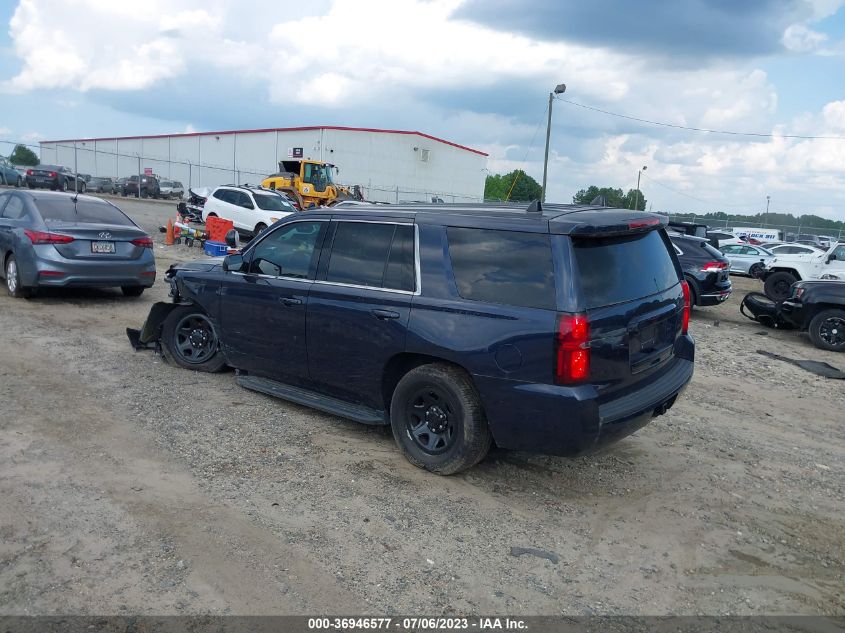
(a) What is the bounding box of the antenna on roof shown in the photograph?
[589,194,607,206]
[526,199,542,214]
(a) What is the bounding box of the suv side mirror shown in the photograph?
[222,253,244,272]
[225,228,239,249]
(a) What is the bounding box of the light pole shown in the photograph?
[632,165,647,210]
[542,83,567,203]
[765,195,770,226]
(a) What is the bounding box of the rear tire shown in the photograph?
[5,255,32,299]
[764,271,798,301]
[161,306,227,372]
[749,262,764,278]
[121,285,145,297]
[808,309,845,352]
[15,176,22,187]
[60,179,68,192]
[389,363,492,475]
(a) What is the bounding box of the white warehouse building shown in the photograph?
[39,126,488,203]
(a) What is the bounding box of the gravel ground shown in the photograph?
[0,198,843,616]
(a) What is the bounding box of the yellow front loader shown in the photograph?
[261,160,361,209]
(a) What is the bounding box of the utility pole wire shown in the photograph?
[555,98,845,141]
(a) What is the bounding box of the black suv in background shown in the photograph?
[124,175,160,198]
[131,203,695,474]
[670,234,732,306]
[780,281,845,351]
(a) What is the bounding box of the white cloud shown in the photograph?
[782,24,829,52]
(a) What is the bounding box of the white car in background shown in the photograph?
[762,242,845,300]
[767,243,825,258]
[201,185,296,236]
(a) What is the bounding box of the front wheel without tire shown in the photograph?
[764,271,798,301]
[5,255,32,298]
[160,306,227,372]
[390,363,492,475]
[808,309,845,352]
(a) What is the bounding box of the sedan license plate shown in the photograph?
[91,241,116,254]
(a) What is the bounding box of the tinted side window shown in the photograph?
[238,192,253,208]
[447,227,555,309]
[2,196,26,220]
[326,222,397,288]
[248,221,323,278]
[383,224,415,292]
[212,189,228,202]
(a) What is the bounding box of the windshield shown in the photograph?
[36,198,135,226]
[254,193,294,212]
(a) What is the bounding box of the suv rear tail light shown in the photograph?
[26,169,33,176]
[24,229,75,245]
[131,236,154,248]
[680,280,691,334]
[555,314,590,384]
[49,171,57,178]
[701,261,728,272]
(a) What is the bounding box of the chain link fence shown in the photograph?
[665,214,844,241]
[0,139,483,204]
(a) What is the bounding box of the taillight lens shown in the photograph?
[680,280,691,334]
[701,261,728,272]
[24,229,74,245]
[131,236,154,248]
[26,169,33,176]
[49,171,57,178]
[555,314,590,384]
[795,287,805,299]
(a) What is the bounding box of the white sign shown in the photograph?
[732,227,782,241]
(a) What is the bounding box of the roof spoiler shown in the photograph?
[569,215,667,237]
[526,200,542,214]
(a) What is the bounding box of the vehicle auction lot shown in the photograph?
[1,198,842,616]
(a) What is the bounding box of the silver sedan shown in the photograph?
[720,243,774,277]
[0,190,156,298]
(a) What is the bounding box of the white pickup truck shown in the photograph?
[762,242,845,300]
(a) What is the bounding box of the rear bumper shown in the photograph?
[16,244,156,289]
[698,288,732,305]
[474,337,695,456]
[25,177,58,189]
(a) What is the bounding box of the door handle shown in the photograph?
[371,309,400,320]
[282,297,302,306]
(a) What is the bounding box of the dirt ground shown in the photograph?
[0,197,842,616]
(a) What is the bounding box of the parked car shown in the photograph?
[780,280,845,351]
[767,243,824,257]
[705,230,742,248]
[24,164,86,192]
[159,180,185,199]
[130,202,695,474]
[670,234,732,306]
[0,156,24,187]
[762,242,845,300]
[719,243,774,277]
[114,177,128,196]
[0,190,156,298]
[795,234,825,248]
[201,185,296,236]
[87,177,115,194]
[123,175,161,198]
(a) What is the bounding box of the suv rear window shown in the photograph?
[36,198,135,226]
[572,230,679,308]
[447,227,555,309]
[254,193,293,212]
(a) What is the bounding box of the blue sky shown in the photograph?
[1,0,844,220]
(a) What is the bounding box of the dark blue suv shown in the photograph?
[131,202,695,474]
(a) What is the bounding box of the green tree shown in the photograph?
[9,144,39,166]
[484,170,542,202]
[573,185,646,210]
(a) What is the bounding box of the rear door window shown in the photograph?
[572,230,679,309]
[35,198,134,226]
[325,221,414,291]
[447,227,555,309]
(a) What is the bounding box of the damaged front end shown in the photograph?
[126,259,223,351]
